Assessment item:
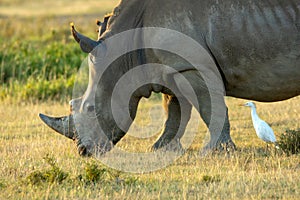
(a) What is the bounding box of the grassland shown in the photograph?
[0,97,300,199]
[0,0,299,199]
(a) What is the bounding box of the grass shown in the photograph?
[0,97,299,199]
[0,0,119,17]
[0,0,299,199]
[0,0,118,103]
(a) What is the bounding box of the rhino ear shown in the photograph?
[97,15,110,36]
[71,23,99,53]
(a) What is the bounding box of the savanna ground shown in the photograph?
[0,0,299,199]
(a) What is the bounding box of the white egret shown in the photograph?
[243,101,278,149]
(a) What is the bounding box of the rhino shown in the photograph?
[40,0,300,156]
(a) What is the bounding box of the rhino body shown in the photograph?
[40,0,300,156]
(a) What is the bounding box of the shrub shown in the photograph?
[26,154,68,185]
[26,171,47,185]
[201,174,221,184]
[84,161,107,183]
[80,161,141,186]
[0,179,6,190]
[277,129,300,156]
[42,154,69,184]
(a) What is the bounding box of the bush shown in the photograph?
[0,179,6,190]
[277,129,300,156]
[84,162,108,183]
[26,154,68,185]
[83,161,126,185]
[201,174,221,184]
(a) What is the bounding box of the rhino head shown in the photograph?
[39,21,129,157]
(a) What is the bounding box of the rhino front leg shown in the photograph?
[173,70,236,152]
[152,94,192,151]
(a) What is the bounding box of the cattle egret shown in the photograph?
[244,102,278,149]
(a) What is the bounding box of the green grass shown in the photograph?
[0,0,118,102]
[0,0,299,199]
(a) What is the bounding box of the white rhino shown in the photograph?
[40,0,300,156]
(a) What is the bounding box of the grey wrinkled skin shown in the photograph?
[40,0,300,156]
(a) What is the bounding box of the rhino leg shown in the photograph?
[152,94,192,151]
[173,70,236,153]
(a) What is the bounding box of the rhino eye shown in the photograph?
[80,101,95,114]
[87,105,95,112]
[89,55,95,64]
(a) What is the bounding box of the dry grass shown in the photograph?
[0,0,299,199]
[0,96,299,199]
[0,0,119,17]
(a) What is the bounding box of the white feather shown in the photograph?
[244,101,277,144]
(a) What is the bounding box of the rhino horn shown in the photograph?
[70,23,99,53]
[39,113,76,140]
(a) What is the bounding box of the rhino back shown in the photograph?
[106,0,299,101]
[142,0,300,101]
[202,0,300,101]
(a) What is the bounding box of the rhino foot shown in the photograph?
[200,139,237,157]
[152,139,184,153]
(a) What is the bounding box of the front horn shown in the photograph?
[70,22,99,53]
[39,114,76,140]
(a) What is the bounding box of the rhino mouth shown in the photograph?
[77,140,113,157]
[77,143,93,157]
[39,113,92,157]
